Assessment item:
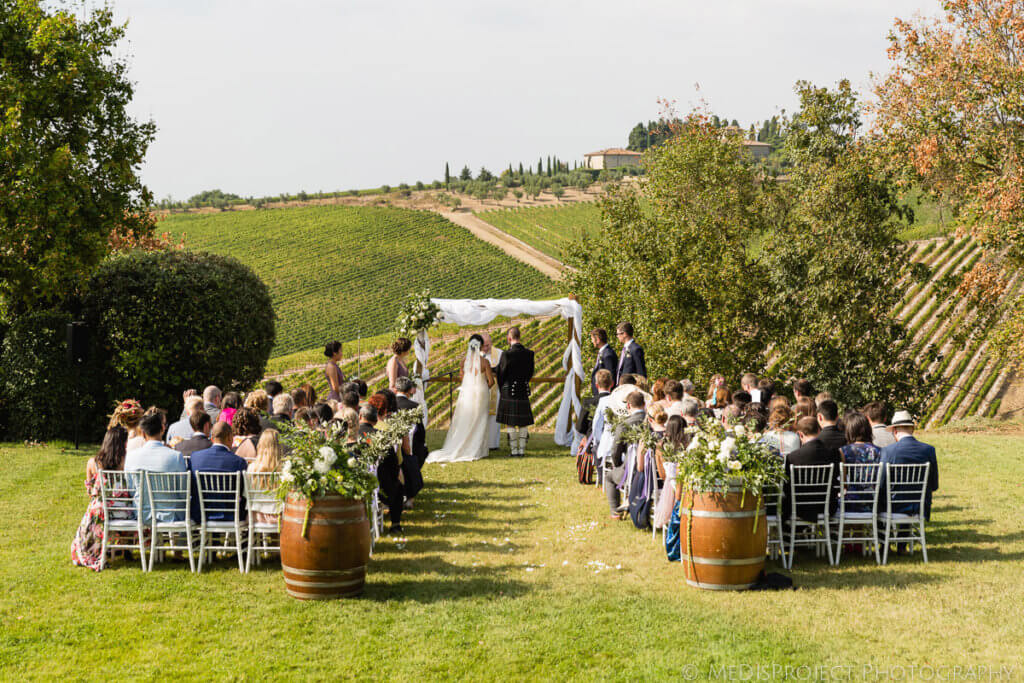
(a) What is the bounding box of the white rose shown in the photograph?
[708,439,720,451]
[347,457,358,468]
[281,471,295,483]
[717,451,730,464]
[720,437,736,455]
[728,459,742,471]
[314,458,331,474]
[282,461,292,474]
[734,424,745,437]
[318,446,337,465]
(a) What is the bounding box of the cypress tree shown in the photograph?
[538,157,543,175]
[444,162,450,187]
[518,162,524,175]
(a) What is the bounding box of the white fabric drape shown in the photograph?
[414,329,431,425]
[424,297,584,446]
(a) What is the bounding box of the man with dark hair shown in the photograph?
[578,368,614,439]
[615,321,646,381]
[782,416,841,523]
[497,325,535,457]
[757,378,775,405]
[395,377,427,501]
[792,378,814,402]
[341,391,360,411]
[353,379,369,399]
[603,391,647,519]
[664,380,685,417]
[175,411,213,459]
[124,411,187,523]
[732,391,752,410]
[589,328,618,397]
[358,404,405,534]
[263,380,283,399]
[862,401,895,447]
[816,399,847,454]
[618,373,636,388]
[189,422,248,523]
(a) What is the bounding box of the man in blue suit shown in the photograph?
[615,321,646,382]
[589,327,618,397]
[879,411,939,520]
[189,422,248,523]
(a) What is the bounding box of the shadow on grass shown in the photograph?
[363,556,531,602]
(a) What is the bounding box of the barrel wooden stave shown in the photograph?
[280,494,371,600]
[680,488,767,590]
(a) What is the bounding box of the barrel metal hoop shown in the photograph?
[285,588,361,600]
[684,555,765,566]
[685,579,756,591]
[282,563,365,577]
[282,515,365,526]
[684,509,765,519]
[284,577,365,589]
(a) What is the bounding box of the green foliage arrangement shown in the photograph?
[277,425,378,503]
[395,290,440,339]
[0,310,72,439]
[662,418,785,496]
[79,250,275,428]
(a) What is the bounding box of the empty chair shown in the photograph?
[879,462,932,564]
[97,470,148,571]
[145,471,196,572]
[834,463,881,565]
[195,471,247,573]
[786,463,835,568]
[243,471,281,573]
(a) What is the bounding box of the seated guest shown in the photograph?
[167,396,204,445]
[339,407,359,445]
[794,396,817,421]
[816,391,834,408]
[247,429,284,523]
[781,417,841,523]
[109,399,145,452]
[603,391,647,520]
[263,380,283,401]
[879,411,939,520]
[359,404,404,534]
[768,394,790,412]
[189,422,248,523]
[203,385,222,422]
[578,369,614,438]
[294,407,318,429]
[862,401,895,448]
[395,377,428,466]
[741,373,761,403]
[124,411,187,523]
[663,380,684,417]
[757,378,775,405]
[232,407,262,462]
[732,391,752,411]
[816,399,846,454]
[341,391,360,411]
[648,402,668,436]
[174,411,213,459]
[313,402,334,428]
[650,378,669,409]
[291,388,308,410]
[270,393,294,426]
[218,391,241,426]
[245,389,274,432]
[353,379,369,401]
[71,426,129,571]
[762,405,799,457]
[720,403,742,426]
[680,379,701,405]
[300,382,318,407]
[706,375,731,411]
[652,415,687,561]
[792,378,814,403]
[839,412,882,512]
[591,372,619,480]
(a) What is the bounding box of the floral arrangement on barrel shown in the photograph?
[276,407,424,536]
[395,289,440,339]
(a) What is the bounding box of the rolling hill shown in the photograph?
[162,205,559,356]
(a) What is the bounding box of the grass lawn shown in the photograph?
[1,432,1021,679]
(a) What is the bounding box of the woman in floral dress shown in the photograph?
[71,426,128,571]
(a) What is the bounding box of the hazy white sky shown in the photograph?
[111,0,936,200]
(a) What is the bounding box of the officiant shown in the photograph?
[481,332,502,450]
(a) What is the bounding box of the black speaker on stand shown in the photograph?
[66,322,90,450]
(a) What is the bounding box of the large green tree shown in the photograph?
[0,1,156,317]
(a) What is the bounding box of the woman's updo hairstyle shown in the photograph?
[324,340,342,358]
[391,337,412,355]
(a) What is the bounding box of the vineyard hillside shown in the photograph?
[476,202,603,262]
[162,206,559,356]
[268,236,1019,430]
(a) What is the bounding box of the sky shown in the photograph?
[109,0,938,201]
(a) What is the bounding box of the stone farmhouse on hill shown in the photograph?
[583,148,642,170]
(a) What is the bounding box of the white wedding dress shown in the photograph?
[427,340,492,463]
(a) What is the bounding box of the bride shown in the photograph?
[426,334,494,463]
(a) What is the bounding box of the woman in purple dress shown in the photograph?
[386,337,412,392]
[323,341,345,401]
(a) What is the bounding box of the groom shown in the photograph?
[496,326,535,457]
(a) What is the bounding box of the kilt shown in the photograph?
[496,397,534,427]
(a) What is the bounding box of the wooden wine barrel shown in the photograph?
[280,494,371,600]
[680,488,767,591]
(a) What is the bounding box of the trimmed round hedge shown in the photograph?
[80,250,275,425]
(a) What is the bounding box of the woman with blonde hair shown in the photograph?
[248,429,284,523]
[761,404,799,456]
[109,399,145,451]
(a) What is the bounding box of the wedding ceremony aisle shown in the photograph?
[2,431,1021,677]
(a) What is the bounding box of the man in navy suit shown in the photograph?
[615,321,646,381]
[189,422,248,523]
[589,328,618,397]
[879,411,939,520]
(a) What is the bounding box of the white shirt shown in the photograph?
[593,394,617,464]
[749,388,762,404]
[665,401,685,418]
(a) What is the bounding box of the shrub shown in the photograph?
[0,310,74,440]
[79,250,275,429]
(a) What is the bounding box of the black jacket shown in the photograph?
[782,438,841,522]
[577,391,610,438]
[610,410,647,468]
[497,343,535,400]
[590,345,618,397]
[818,425,847,455]
[395,394,428,467]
